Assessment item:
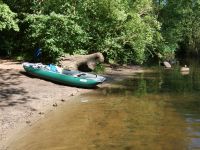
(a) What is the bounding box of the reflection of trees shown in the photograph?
[85,66,200,149]
[131,66,200,95]
[134,74,147,96]
[161,69,192,93]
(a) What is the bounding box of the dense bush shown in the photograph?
[23,13,88,62]
[0,2,19,56]
[1,0,200,64]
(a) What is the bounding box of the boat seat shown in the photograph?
[73,73,86,77]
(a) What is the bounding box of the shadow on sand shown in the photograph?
[0,69,37,108]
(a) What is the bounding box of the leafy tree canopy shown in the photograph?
[1,0,200,64]
[0,2,18,31]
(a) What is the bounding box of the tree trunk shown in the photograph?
[59,52,104,72]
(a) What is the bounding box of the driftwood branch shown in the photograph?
[59,52,104,72]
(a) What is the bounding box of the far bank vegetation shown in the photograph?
[0,0,200,65]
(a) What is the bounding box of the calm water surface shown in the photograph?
[9,65,200,150]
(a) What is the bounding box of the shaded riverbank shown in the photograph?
[0,59,145,149]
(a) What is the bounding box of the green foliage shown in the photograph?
[181,0,200,54]
[79,0,161,64]
[23,12,88,62]
[0,3,18,31]
[3,0,35,13]
[123,5,161,63]
[9,0,161,64]
[1,0,200,64]
[93,63,105,74]
[0,2,19,56]
[155,0,200,57]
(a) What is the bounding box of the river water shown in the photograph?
[8,64,200,150]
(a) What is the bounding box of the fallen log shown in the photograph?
[59,52,104,72]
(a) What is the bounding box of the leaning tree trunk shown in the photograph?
[59,52,104,72]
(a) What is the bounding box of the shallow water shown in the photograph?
[8,65,200,150]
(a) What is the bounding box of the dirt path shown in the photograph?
[0,59,145,150]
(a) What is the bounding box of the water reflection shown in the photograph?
[8,65,200,150]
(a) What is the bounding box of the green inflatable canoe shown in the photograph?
[23,63,106,88]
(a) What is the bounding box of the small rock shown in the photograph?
[163,61,171,68]
[26,120,31,124]
[81,99,88,103]
[180,65,189,72]
[70,93,74,96]
[30,108,37,111]
[61,99,65,102]
[38,112,44,115]
[53,103,58,107]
